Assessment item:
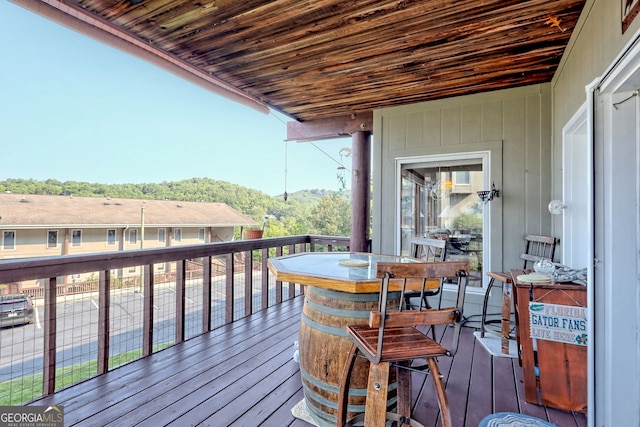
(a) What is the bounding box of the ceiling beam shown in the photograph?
[286,112,373,142]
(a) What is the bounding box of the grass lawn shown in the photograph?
[0,343,172,406]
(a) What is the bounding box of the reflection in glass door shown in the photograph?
[399,156,486,287]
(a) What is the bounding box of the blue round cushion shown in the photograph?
[479,412,557,427]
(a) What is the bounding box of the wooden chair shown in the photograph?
[405,237,447,311]
[336,261,469,427]
[480,234,558,341]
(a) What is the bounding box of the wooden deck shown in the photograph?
[30,295,587,427]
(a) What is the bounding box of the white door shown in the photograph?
[561,104,591,270]
[594,39,640,426]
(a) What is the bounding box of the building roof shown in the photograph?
[14,0,586,123]
[0,194,258,229]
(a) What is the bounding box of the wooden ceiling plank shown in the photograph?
[18,0,586,122]
[229,22,575,84]
[270,51,563,99]
[270,52,563,118]
[203,3,582,94]
[226,4,581,76]
[189,0,513,69]
[192,0,571,71]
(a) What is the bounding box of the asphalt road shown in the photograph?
[0,284,228,382]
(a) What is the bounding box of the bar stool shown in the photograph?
[336,261,469,427]
[480,235,557,347]
[405,237,447,311]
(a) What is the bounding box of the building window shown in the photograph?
[129,229,138,245]
[128,266,137,273]
[71,230,82,247]
[454,171,470,185]
[107,229,116,246]
[158,228,166,244]
[2,231,15,251]
[198,228,205,242]
[47,230,58,249]
[174,228,182,243]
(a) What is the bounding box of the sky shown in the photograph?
[0,1,353,197]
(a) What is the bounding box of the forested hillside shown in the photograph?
[0,178,351,237]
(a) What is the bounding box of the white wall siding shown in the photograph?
[373,84,553,272]
[552,2,640,426]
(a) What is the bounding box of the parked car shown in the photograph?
[0,294,34,327]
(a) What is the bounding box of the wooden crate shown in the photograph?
[514,279,587,413]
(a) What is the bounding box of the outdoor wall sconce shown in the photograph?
[477,182,500,204]
[548,200,566,215]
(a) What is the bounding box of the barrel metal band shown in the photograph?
[304,298,372,319]
[301,312,348,336]
[300,365,398,397]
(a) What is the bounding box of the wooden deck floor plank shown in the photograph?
[32,298,303,426]
[229,364,304,426]
[33,297,297,408]
[132,327,300,426]
[408,324,444,409]
[408,324,446,409]
[410,324,457,427]
[492,355,519,413]
[259,385,304,427]
[102,324,301,426]
[26,295,588,427]
[62,308,302,424]
[446,327,475,427]
[513,356,552,421]
[183,355,302,426]
[464,337,493,427]
[574,412,588,427]
[546,407,586,427]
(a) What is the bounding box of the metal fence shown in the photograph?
[0,235,352,405]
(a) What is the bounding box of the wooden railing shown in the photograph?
[0,235,352,401]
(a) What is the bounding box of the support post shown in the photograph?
[351,131,371,252]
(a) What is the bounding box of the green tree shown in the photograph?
[307,194,351,236]
[452,211,482,233]
[0,178,352,238]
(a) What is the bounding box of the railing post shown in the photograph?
[142,264,154,357]
[261,249,269,310]
[43,276,57,396]
[244,250,253,316]
[97,270,111,374]
[202,256,212,332]
[176,260,186,343]
[275,247,284,304]
[225,253,234,323]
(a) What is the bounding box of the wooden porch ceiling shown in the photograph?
[17,0,585,124]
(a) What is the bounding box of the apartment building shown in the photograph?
[0,193,257,291]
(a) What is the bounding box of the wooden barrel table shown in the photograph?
[267,252,417,426]
[299,286,400,426]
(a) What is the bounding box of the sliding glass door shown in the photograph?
[398,153,490,287]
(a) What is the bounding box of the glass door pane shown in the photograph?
[400,159,484,287]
